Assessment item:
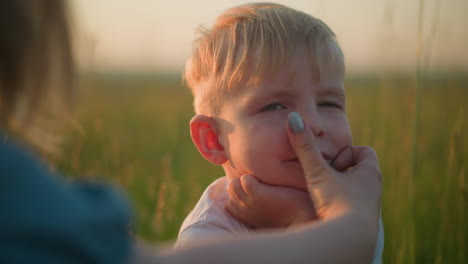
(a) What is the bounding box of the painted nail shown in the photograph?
[288,112,304,133]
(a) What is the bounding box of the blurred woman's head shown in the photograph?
[0,0,75,154]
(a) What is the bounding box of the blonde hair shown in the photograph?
[185,2,345,115]
[0,0,75,156]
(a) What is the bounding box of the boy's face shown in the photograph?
[217,51,352,191]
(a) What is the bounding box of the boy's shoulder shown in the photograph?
[180,176,245,231]
[175,177,250,248]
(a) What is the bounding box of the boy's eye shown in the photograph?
[318,102,342,109]
[261,103,286,112]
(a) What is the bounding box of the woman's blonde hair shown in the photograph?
[185,2,345,115]
[0,0,75,156]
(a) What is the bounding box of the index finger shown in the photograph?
[287,112,331,183]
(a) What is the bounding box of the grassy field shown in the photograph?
[57,73,467,263]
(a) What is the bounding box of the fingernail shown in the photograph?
[288,112,304,133]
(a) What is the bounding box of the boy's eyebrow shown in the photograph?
[316,84,346,99]
[249,88,298,100]
[244,84,346,103]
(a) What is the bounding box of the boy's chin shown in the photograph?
[264,174,308,192]
[226,165,308,191]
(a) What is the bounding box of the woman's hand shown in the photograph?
[226,175,317,229]
[286,111,381,228]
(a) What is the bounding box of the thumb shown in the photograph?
[287,112,330,182]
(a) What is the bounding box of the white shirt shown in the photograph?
[175,176,384,264]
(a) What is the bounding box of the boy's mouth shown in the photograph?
[287,154,334,166]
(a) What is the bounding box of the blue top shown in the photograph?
[0,134,132,264]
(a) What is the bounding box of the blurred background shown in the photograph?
[73,0,468,74]
[59,0,466,263]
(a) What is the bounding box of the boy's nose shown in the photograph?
[302,110,325,137]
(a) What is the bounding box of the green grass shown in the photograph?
[57,73,467,263]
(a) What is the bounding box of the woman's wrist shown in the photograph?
[338,209,379,258]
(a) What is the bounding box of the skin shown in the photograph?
[226,174,318,228]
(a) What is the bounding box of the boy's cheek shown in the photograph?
[338,124,353,146]
[326,117,353,145]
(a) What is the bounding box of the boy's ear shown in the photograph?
[190,115,228,165]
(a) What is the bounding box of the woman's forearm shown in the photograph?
[132,212,376,264]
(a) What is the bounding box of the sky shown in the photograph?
[72,0,468,74]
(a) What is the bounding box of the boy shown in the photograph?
[176,2,383,262]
